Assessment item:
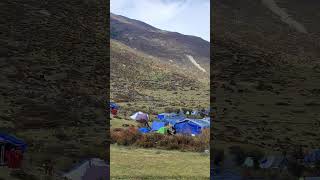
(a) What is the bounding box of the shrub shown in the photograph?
[135,133,164,148]
[197,129,210,146]
[111,127,141,146]
[111,127,210,152]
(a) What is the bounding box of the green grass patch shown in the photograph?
[110,145,209,179]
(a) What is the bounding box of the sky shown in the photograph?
[110,0,210,42]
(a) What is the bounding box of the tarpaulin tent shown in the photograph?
[202,117,210,125]
[0,133,27,166]
[156,127,168,134]
[188,119,210,128]
[160,115,185,126]
[109,102,119,110]
[191,110,198,116]
[138,127,150,134]
[157,113,177,121]
[173,118,210,135]
[151,121,166,131]
[130,112,149,122]
[259,155,287,169]
[63,158,108,180]
[304,149,320,164]
[0,133,27,152]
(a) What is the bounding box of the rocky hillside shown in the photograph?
[1,0,108,178]
[111,13,210,78]
[212,0,320,151]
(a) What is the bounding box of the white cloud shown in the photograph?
[110,0,210,41]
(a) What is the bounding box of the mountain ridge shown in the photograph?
[110,13,210,77]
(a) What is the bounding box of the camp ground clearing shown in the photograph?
[110,102,210,179]
[110,145,209,180]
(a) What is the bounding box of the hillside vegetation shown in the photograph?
[212,0,320,152]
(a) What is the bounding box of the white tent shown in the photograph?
[63,158,108,180]
[130,112,149,121]
[243,157,254,167]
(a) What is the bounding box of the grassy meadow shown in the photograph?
[110,145,209,180]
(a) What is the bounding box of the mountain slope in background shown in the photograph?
[1,0,107,178]
[110,13,210,112]
[213,0,320,153]
[110,13,210,78]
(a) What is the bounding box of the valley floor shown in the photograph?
[110,145,210,180]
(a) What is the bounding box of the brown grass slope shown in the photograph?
[110,40,209,110]
[212,0,320,151]
[111,13,210,77]
[1,0,108,178]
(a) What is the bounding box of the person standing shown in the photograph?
[144,120,150,129]
[43,160,49,175]
[47,159,54,176]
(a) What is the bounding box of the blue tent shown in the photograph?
[109,102,119,110]
[0,133,27,152]
[174,119,210,135]
[202,117,210,124]
[160,114,185,126]
[151,121,166,131]
[157,113,177,121]
[304,149,320,164]
[188,119,210,128]
[138,128,151,134]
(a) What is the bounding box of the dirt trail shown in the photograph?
[186,55,207,73]
[262,0,308,34]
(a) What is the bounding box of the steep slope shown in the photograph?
[212,0,320,152]
[110,39,209,110]
[1,0,107,178]
[110,13,210,78]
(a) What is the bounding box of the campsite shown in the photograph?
[110,8,211,178]
[110,102,210,179]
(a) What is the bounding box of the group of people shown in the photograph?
[5,147,23,169]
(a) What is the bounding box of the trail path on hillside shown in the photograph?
[186,55,207,73]
[262,0,308,33]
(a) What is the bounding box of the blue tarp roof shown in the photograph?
[173,118,210,135]
[174,121,202,135]
[162,116,185,125]
[304,149,320,164]
[159,114,185,125]
[138,127,151,134]
[0,133,27,152]
[186,118,210,128]
[109,102,119,109]
[151,121,165,131]
[157,113,178,120]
